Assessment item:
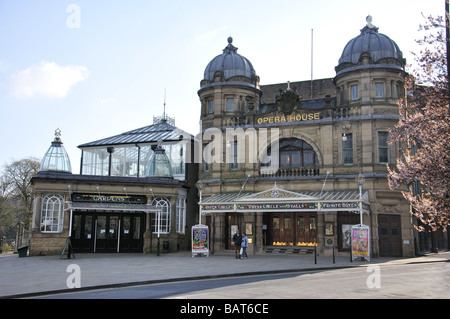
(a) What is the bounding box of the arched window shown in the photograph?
[279,138,318,168]
[40,194,65,233]
[151,197,171,234]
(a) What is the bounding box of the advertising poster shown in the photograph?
[351,225,370,261]
[192,225,209,257]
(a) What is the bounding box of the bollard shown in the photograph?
[314,246,317,264]
[332,245,335,264]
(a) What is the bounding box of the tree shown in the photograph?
[0,158,40,237]
[387,14,450,232]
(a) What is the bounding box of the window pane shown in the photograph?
[280,153,290,168]
[351,85,358,100]
[208,100,214,114]
[291,152,301,167]
[375,82,384,98]
[303,150,315,166]
[378,132,389,163]
[226,98,234,112]
[342,134,353,165]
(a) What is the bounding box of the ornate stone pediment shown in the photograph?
[276,82,301,115]
[238,183,318,201]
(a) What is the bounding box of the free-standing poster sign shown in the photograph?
[192,224,209,257]
[351,225,370,261]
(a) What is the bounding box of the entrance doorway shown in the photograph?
[378,214,402,257]
[225,213,243,249]
[269,212,317,245]
[71,212,145,253]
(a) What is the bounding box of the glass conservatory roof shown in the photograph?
[78,121,193,148]
[40,128,72,173]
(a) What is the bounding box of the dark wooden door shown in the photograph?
[378,214,402,257]
[270,213,294,244]
[296,213,317,244]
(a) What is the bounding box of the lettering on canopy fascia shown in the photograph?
[320,202,360,210]
[201,201,367,212]
[72,193,147,204]
[200,204,233,211]
[237,202,318,211]
[257,112,321,125]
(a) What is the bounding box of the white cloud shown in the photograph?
[8,61,89,99]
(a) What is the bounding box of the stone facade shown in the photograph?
[197,20,416,258]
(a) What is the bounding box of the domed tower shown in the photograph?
[39,128,72,173]
[198,37,262,129]
[334,16,406,112]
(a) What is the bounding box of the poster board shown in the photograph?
[192,224,209,257]
[351,225,370,261]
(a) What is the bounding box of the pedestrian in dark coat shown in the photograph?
[232,230,242,259]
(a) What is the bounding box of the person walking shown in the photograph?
[241,232,248,259]
[232,230,242,259]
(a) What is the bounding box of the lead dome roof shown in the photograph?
[203,37,256,82]
[336,16,405,75]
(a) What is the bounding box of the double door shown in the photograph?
[71,212,144,253]
[270,212,317,245]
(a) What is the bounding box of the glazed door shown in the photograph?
[296,213,317,244]
[120,215,144,252]
[95,215,119,252]
[71,213,94,253]
[270,213,294,244]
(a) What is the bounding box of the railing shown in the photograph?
[331,105,360,119]
[260,166,320,177]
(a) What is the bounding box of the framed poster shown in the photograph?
[342,224,353,249]
[192,225,209,257]
[351,225,370,261]
[325,223,334,236]
[245,222,253,235]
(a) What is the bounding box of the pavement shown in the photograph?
[0,250,449,298]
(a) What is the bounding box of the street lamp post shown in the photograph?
[355,173,365,225]
[197,181,204,225]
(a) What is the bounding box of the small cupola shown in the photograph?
[145,142,173,177]
[40,128,72,173]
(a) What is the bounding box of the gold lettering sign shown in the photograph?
[257,112,320,125]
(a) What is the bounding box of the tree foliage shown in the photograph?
[0,158,40,237]
[387,14,450,231]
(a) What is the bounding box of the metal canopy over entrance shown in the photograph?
[200,183,370,215]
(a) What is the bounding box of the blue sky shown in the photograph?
[0,0,443,174]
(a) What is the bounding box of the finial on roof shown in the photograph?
[223,36,238,54]
[360,15,378,34]
[54,128,62,142]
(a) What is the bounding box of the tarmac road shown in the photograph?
[31,261,449,299]
[1,250,449,299]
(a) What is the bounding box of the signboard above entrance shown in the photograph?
[72,193,147,204]
[200,185,370,215]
